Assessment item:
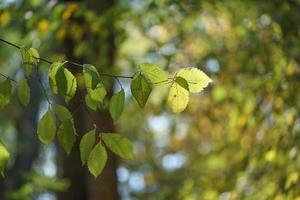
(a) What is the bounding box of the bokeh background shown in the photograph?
[1,0,300,199]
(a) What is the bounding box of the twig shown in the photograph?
[0,37,134,79]
[0,71,17,83]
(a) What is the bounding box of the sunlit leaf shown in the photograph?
[57,119,77,155]
[140,63,168,84]
[88,83,106,104]
[0,79,12,108]
[17,78,30,106]
[167,77,189,113]
[85,94,98,111]
[102,133,133,160]
[130,73,152,107]
[0,142,9,176]
[80,129,96,165]
[28,48,39,64]
[88,142,107,178]
[109,89,125,121]
[37,109,56,145]
[176,67,212,93]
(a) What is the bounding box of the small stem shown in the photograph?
[100,73,133,79]
[0,72,17,83]
[0,37,135,80]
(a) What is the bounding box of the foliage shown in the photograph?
[0,40,211,178]
[1,0,300,199]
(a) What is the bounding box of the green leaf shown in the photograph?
[0,79,12,108]
[80,129,96,165]
[83,64,101,90]
[83,64,107,105]
[55,104,77,154]
[49,62,77,103]
[88,142,107,178]
[0,142,10,176]
[88,83,107,104]
[48,62,63,94]
[176,67,212,93]
[174,76,189,91]
[19,47,39,76]
[55,104,72,122]
[85,94,98,111]
[140,63,168,84]
[55,67,77,103]
[37,109,56,145]
[102,133,133,160]
[167,77,189,113]
[109,89,125,121]
[57,119,77,155]
[28,48,40,64]
[17,78,30,106]
[130,73,152,107]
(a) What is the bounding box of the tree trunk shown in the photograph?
[57,0,119,199]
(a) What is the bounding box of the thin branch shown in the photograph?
[0,38,20,49]
[0,71,17,83]
[0,37,135,79]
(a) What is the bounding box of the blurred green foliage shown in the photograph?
[1,0,300,200]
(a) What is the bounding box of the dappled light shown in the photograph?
[1,0,300,200]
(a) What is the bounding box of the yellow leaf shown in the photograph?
[167,78,189,113]
[176,67,212,93]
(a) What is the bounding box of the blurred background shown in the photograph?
[1,0,300,199]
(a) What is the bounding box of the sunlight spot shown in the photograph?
[162,153,187,171]
[206,59,219,73]
[117,167,130,183]
[128,172,145,192]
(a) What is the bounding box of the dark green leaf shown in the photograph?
[48,62,62,94]
[174,76,189,91]
[130,73,152,107]
[83,64,100,90]
[83,64,106,105]
[109,89,125,121]
[55,67,77,103]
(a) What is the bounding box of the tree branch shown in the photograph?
[0,37,134,79]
